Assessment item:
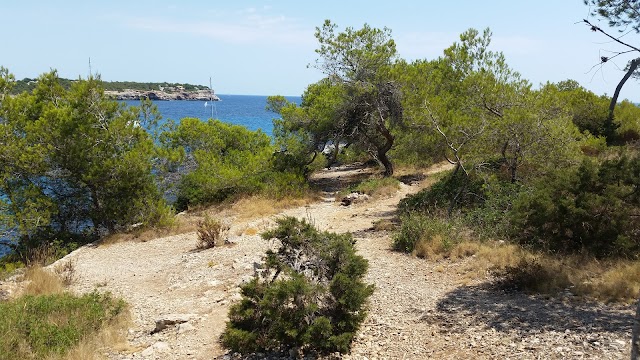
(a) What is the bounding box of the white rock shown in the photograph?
[153,341,171,353]
[208,280,222,287]
[178,322,195,333]
[140,345,154,357]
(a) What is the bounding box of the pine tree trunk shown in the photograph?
[378,149,394,177]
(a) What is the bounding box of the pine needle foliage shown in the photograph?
[221,217,373,355]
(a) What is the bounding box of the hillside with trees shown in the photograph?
[9,77,209,95]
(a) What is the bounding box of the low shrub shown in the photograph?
[492,257,571,294]
[0,291,126,360]
[392,213,460,259]
[398,168,484,215]
[221,217,373,355]
[196,215,229,249]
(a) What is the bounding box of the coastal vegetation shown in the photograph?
[0,267,128,360]
[0,0,639,357]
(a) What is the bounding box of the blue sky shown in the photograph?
[2,1,639,100]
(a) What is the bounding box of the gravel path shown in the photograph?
[41,163,634,359]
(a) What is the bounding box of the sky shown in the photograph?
[2,1,639,100]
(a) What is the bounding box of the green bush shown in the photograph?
[398,169,484,215]
[392,213,459,256]
[161,118,309,210]
[0,292,126,359]
[509,156,640,258]
[221,217,374,355]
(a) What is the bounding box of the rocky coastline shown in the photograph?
[105,89,220,101]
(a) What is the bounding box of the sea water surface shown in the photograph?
[126,94,301,136]
[0,94,301,258]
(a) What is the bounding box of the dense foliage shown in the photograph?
[0,68,171,260]
[268,20,402,176]
[221,217,373,355]
[159,118,307,210]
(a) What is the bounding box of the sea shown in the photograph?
[126,94,301,136]
[0,94,301,259]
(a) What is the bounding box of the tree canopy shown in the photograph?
[0,69,170,257]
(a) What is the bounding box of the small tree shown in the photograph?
[221,217,373,355]
[312,20,403,176]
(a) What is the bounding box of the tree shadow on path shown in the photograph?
[421,283,634,336]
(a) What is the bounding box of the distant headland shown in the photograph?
[10,78,220,101]
[104,88,220,101]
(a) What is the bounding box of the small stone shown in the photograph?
[141,346,154,357]
[153,341,171,353]
[178,322,195,333]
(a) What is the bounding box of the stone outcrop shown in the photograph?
[105,89,220,101]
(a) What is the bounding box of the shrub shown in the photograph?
[509,156,640,258]
[221,217,374,355]
[0,291,126,360]
[398,169,484,215]
[492,257,571,294]
[392,213,460,259]
[196,215,229,249]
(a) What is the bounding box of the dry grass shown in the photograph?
[26,243,58,267]
[23,266,64,296]
[414,234,450,260]
[60,310,133,360]
[573,260,640,303]
[197,215,230,249]
[54,260,77,286]
[372,219,396,232]
[101,215,197,246]
[421,238,640,303]
[14,267,133,360]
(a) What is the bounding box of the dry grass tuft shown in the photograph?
[197,215,230,249]
[26,244,58,267]
[574,260,640,303]
[371,219,396,232]
[24,266,64,296]
[243,227,259,236]
[414,234,449,260]
[54,260,77,287]
[61,309,133,360]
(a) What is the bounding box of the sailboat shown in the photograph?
[204,76,220,119]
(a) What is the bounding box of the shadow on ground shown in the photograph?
[309,163,378,194]
[421,283,634,336]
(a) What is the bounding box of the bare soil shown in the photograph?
[30,163,636,359]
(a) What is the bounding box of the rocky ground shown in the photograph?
[15,163,636,359]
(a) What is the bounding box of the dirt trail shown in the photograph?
[48,163,633,359]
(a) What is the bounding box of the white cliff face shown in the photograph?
[105,89,220,101]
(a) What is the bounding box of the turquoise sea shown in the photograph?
[0,94,301,258]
